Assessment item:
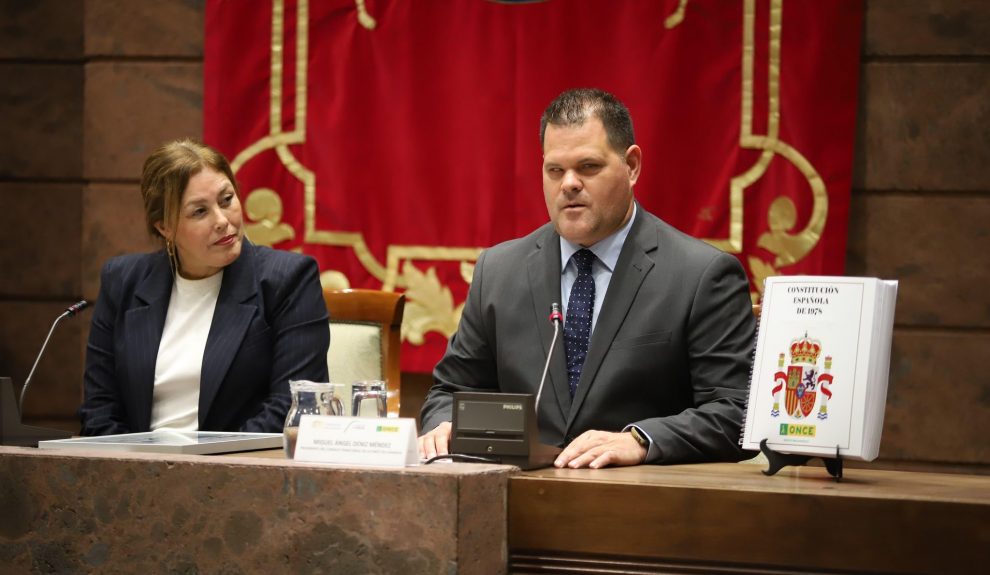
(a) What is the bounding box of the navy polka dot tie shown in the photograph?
[564,249,595,398]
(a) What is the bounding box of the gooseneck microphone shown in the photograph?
[439,302,564,469]
[535,303,563,416]
[18,300,90,415]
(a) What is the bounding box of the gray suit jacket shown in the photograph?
[79,240,330,435]
[420,207,756,463]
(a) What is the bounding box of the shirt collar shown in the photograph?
[559,202,637,273]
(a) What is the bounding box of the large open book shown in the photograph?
[741,276,898,461]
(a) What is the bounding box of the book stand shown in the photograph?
[759,438,843,481]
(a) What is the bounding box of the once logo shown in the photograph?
[779,423,816,437]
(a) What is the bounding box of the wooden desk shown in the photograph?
[0,446,512,574]
[508,463,990,574]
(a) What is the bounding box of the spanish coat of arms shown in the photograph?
[770,333,834,420]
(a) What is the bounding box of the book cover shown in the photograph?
[742,276,897,461]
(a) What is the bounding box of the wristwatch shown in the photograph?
[629,426,649,449]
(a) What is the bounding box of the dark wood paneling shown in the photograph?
[0,0,84,60]
[83,62,202,180]
[0,184,83,298]
[846,194,990,328]
[864,0,990,57]
[510,552,847,575]
[0,64,83,180]
[84,0,205,57]
[853,62,990,192]
[509,464,990,575]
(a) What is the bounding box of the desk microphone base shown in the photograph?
[1,377,72,447]
[493,442,562,471]
[450,392,562,471]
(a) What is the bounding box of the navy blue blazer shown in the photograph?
[79,240,330,435]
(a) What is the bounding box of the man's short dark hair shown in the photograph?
[539,88,635,156]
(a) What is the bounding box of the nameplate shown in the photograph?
[294,415,418,467]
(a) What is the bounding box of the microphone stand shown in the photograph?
[2,300,89,447]
[535,303,563,417]
[444,303,563,469]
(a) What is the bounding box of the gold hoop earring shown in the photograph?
[165,239,179,275]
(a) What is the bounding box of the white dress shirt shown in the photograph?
[559,203,637,333]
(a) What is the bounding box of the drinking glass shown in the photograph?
[351,380,387,418]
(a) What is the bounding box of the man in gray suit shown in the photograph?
[419,88,756,467]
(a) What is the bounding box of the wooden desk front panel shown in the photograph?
[508,463,990,575]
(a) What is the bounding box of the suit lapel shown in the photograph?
[125,252,173,431]
[566,208,657,430]
[526,225,570,422]
[198,241,259,425]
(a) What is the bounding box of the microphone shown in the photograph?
[535,303,563,416]
[18,300,91,414]
[65,300,90,316]
[444,302,564,469]
[2,300,88,446]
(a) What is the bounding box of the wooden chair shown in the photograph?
[323,289,405,417]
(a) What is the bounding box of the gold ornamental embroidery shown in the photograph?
[230,0,485,346]
[356,0,377,30]
[243,188,295,246]
[400,261,465,344]
[229,0,831,343]
[665,0,690,29]
[725,0,829,299]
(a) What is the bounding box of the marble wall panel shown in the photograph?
[853,62,990,192]
[0,0,84,59]
[845,194,990,328]
[83,62,202,181]
[82,183,159,301]
[0,64,83,180]
[881,330,989,465]
[864,0,990,57]
[0,183,83,298]
[0,301,85,422]
[84,0,204,57]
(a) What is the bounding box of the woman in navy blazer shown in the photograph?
[79,140,330,435]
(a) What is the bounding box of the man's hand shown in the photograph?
[417,421,452,460]
[554,429,647,469]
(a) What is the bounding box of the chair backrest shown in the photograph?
[323,289,405,417]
